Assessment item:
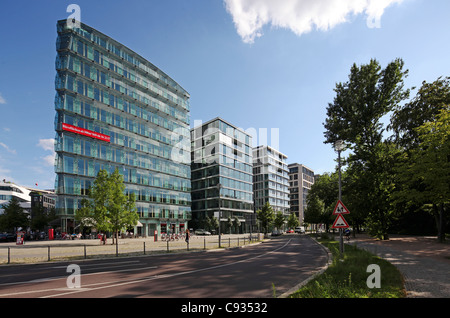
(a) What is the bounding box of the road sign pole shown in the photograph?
[338,148,344,257]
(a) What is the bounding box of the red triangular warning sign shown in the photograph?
[332,214,349,229]
[333,200,350,215]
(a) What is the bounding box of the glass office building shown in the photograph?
[253,145,290,216]
[288,163,315,224]
[54,20,191,236]
[191,118,254,233]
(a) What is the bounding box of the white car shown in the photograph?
[194,229,211,235]
[295,227,305,234]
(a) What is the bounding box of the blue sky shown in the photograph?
[0,0,449,189]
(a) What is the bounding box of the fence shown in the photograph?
[0,234,263,264]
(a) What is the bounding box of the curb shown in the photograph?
[278,236,333,298]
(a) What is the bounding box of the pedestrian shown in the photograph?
[185,229,190,243]
[103,233,107,245]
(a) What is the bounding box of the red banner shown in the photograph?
[62,123,110,142]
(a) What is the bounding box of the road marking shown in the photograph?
[40,239,293,298]
[0,266,157,290]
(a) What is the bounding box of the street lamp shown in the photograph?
[217,183,222,248]
[334,140,345,257]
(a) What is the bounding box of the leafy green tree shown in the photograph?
[389,76,450,149]
[257,202,275,236]
[304,195,324,232]
[233,216,241,234]
[226,216,233,234]
[77,169,138,246]
[273,212,286,231]
[308,172,339,230]
[394,107,449,242]
[323,58,410,239]
[287,212,300,229]
[0,197,29,232]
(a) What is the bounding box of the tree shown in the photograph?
[323,58,410,239]
[233,216,241,234]
[394,107,450,242]
[226,216,233,234]
[257,202,275,236]
[304,195,324,232]
[287,212,300,229]
[389,76,450,149]
[77,169,138,247]
[273,212,286,232]
[307,172,339,230]
[0,197,29,232]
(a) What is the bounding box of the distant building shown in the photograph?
[190,118,254,233]
[0,181,32,215]
[288,163,315,224]
[253,146,290,216]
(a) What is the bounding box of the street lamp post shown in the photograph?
[217,183,222,248]
[334,140,345,257]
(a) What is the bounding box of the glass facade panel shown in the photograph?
[55,19,191,235]
[191,118,254,234]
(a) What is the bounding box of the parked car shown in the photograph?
[0,233,15,242]
[295,227,305,234]
[194,229,211,235]
[286,229,294,233]
[271,230,282,236]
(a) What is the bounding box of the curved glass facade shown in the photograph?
[54,20,191,236]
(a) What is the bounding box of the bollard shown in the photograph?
[84,245,87,259]
[167,240,169,252]
[204,237,206,250]
[8,247,10,264]
[229,237,231,247]
[48,246,51,261]
[144,242,146,255]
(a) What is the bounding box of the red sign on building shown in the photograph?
[62,123,110,142]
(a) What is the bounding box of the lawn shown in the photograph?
[290,239,406,298]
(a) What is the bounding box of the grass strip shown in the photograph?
[290,239,406,298]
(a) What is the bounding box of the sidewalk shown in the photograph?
[346,234,450,298]
[0,234,262,264]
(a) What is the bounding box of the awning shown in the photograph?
[137,221,143,227]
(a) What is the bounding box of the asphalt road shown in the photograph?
[0,235,328,298]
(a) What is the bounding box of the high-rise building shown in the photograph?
[54,19,191,236]
[288,163,315,224]
[253,146,290,216]
[190,118,254,233]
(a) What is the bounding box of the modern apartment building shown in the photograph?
[253,146,290,216]
[54,19,191,236]
[288,163,315,224]
[191,118,254,233]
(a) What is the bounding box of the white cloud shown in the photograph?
[0,93,6,104]
[0,142,16,155]
[43,154,56,166]
[37,138,56,166]
[37,138,55,152]
[224,0,403,43]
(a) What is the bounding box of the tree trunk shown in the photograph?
[438,203,445,243]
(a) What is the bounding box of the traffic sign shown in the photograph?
[333,200,350,215]
[332,214,349,229]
